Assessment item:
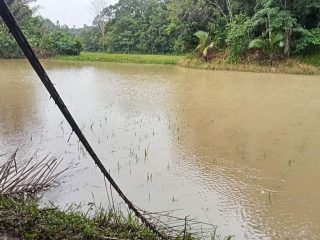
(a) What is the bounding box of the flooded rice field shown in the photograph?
[1,59,320,239]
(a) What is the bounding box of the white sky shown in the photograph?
[32,0,118,28]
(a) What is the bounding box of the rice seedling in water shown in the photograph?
[144,146,150,160]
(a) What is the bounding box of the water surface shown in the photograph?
[1,59,320,239]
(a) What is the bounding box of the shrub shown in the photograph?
[43,31,83,56]
[293,28,320,55]
[226,14,252,63]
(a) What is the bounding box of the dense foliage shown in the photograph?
[0,0,83,58]
[82,0,320,61]
[1,0,319,62]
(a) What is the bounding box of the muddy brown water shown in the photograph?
[1,59,320,239]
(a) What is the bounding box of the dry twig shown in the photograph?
[0,150,67,197]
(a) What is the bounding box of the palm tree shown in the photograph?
[194,31,215,61]
[249,32,285,59]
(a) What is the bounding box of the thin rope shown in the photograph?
[0,2,167,239]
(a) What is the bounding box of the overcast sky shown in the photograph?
[32,0,118,28]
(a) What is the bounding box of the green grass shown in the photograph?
[0,196,167,240]
[301,53,320,67]
[180,57,320,75]
[0,196,159,240]
[53,51,319,75]
[53,52,184,65]
[0,196,234,240]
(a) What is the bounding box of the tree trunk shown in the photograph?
[268,14,271,40]
[284,28,292,58]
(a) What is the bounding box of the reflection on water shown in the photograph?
[0,60,40,150]
[1,59,320,239]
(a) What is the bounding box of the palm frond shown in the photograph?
[0,151,67,197]
[194,31,210,54]
[249,38,265,49]
[203,42,214,57]
[274,32,284,43]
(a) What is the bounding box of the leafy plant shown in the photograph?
[226,14,253,63]
[249,32,285,58]
[208,12,229,50]
[293,28,320,55]
[42,30,83,56]
[194,31,215,61]
[251,0,297,57]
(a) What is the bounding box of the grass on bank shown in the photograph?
[0,196,158,240]
[0,196,233,240]
[300,52,320,67]
[53,52,183,65]
[53,51,320,75]
[0,153,233,240]
[180,57,320,75]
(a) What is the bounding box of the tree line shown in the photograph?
[85,0,320,62]
[1,0,319,62]
[0,0,83,58]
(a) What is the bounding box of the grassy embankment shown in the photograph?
[0,196,232,240]
[54,51,320,75]
[53,52,183,65]
[0,196,158,240]
[180,57,320,75]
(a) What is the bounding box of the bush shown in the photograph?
[208,12,228,50]
[42,31,83,56]
[293,28,320,55]
[226,14,253,63]
[0,25,23,58]
[0,16,83,58]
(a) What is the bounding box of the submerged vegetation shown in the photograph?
[0,153,233,239]
[0,153,155,240]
